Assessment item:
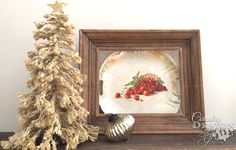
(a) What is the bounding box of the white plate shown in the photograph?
[99,51,180,114]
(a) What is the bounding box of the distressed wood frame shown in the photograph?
[79,30,204,134]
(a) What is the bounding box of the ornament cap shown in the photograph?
[107,114,119,122]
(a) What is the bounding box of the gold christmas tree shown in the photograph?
[0,1,99,149]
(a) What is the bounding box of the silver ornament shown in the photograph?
[105,114,135,142]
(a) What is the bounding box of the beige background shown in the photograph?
[0,0,236,131]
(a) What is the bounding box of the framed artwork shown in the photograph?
[79,30,205,134]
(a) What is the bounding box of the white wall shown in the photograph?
[0,0,236,132]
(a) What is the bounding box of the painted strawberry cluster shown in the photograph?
[115,71,167,101]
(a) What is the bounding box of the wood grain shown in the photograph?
[1,132,236,150]
[79,30,205,134]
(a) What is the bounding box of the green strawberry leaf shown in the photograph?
[124,71,140,88]
[158,78,164,84]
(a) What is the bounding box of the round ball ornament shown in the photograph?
[105,114,135,142]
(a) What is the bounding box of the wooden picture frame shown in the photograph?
[79,30,205,134]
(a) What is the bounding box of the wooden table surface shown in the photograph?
[0,132,236,150]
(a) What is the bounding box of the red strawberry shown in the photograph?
[157,84,166,91]
[163,86,167,91]
[139,86,144,91]
[134,95,140,101]
[143,90,149,96]
[124,93,131,99]
[115,93,121,98]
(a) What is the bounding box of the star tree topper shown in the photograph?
[47,0,66,13]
